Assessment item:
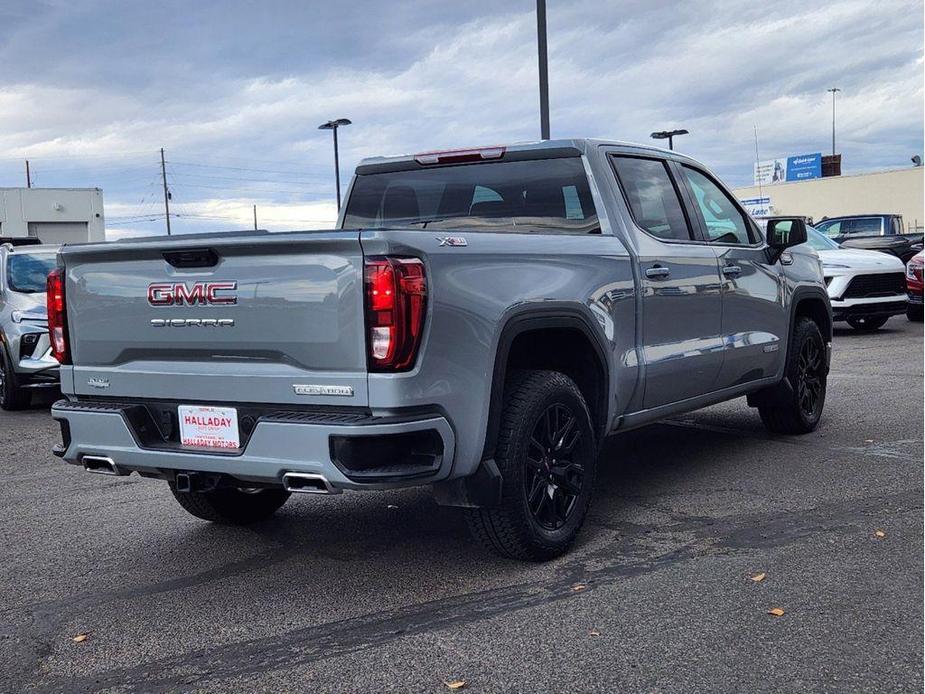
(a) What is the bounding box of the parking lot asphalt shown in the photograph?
[1,317,922,694]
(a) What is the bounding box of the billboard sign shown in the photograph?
[754,159,787,186]
[786,153,822,181]
[740,196,772,217]
[753,152,822,185]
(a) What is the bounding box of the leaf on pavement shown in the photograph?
[767,608,785,617]
[864,439,874,443]
[443,679,467,690]
[750,572,767,582]
[571,583,588,592]
[588,628,601,637]
[72,632,90,643]
[874,529,886,538]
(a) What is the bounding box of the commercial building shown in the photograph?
[0,188,105,243]
[734,166,924,232]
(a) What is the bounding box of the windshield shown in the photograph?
[804,226,841,251]
[6,253,57,293]
[342,157,600,234]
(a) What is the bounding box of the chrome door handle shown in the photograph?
[645,266,671,280]
[722,265,742,277]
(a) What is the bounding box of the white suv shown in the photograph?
[804,227,906,331]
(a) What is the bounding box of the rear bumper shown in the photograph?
[51,399,456,491]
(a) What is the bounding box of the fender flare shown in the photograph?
[789,285,833,341]
[480,302,612,461]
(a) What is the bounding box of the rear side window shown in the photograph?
[610,156,692,241]
[681,166,756,245]
[343,158,599,234]
[844,217,882,236]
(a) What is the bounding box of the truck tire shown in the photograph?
[0,344,31,411]
[846,315,889,332]
[758,317,827,435]
[466,370,597,561]
[168,484,290,524]
[907,305,923,322]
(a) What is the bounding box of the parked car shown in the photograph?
[906,251,924,322]
[48,139,832,560]
[815,214,923,264]
[0,242,61,409]
[800,227,907,331]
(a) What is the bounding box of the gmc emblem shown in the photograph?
[147,281,237,306]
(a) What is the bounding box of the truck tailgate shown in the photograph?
[60,231,369,407]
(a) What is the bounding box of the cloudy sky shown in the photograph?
[1,0,922,237]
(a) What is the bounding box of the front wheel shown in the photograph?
[846,315,889,332]
[169,483,290,524]
[758,317,827,435]
[465,370,597,561]
[907,304,923,322]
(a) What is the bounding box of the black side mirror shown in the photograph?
[766,218,807,263]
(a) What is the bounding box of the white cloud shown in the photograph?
[0,0,921,231]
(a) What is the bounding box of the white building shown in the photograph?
[0,188,105,243]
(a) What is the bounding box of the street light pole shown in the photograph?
[536,0,550,140]
[318,118,352,211]
[827,87,841,157]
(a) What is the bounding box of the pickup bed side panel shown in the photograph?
[360,229,637,479]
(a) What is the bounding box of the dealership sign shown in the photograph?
[753,152,822,186]
[740,196,772,217]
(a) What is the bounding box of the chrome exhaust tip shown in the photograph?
[282,472,340,495]
[82,455,122,476]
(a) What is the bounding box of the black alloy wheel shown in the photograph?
[796,336,825,419]
[524,403,584,531]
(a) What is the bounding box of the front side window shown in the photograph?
[6,253,57,293]
[610,156,692,241]
[816,220,842,237]
[681,166,755,245]
[343,157,599,234]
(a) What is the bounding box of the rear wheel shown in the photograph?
[0,344,31,411]
[846,315,889,332]
[169,484,290,524]
[465,370,597,561]
[758,317,827,434]
[907,304,923,322]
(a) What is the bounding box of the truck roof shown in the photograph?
[355,138,707,172]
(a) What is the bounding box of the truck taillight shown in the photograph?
[364,257,426,371]
[46,267,70,364]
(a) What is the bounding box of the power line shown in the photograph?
[168,160,329,177]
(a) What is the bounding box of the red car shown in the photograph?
[907,251,923,322]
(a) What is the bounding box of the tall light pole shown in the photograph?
[318,118,352,210]
[536,0,550,140]
[827,87,841,157]
[650,129,689,150]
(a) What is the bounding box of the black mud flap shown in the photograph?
[746,377,795,409]
[432,459,502,508]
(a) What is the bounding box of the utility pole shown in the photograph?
[25,160,31,188]
[536,0,550,140]
[160,147,171,235]
[827,87,841,157]
[253,204,258,231]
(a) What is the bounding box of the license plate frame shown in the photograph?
[178,405,240,450]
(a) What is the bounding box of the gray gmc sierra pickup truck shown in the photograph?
[49,139,832,560]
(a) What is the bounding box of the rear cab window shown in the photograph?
[609,156,693,241]
[342,156,600,234]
